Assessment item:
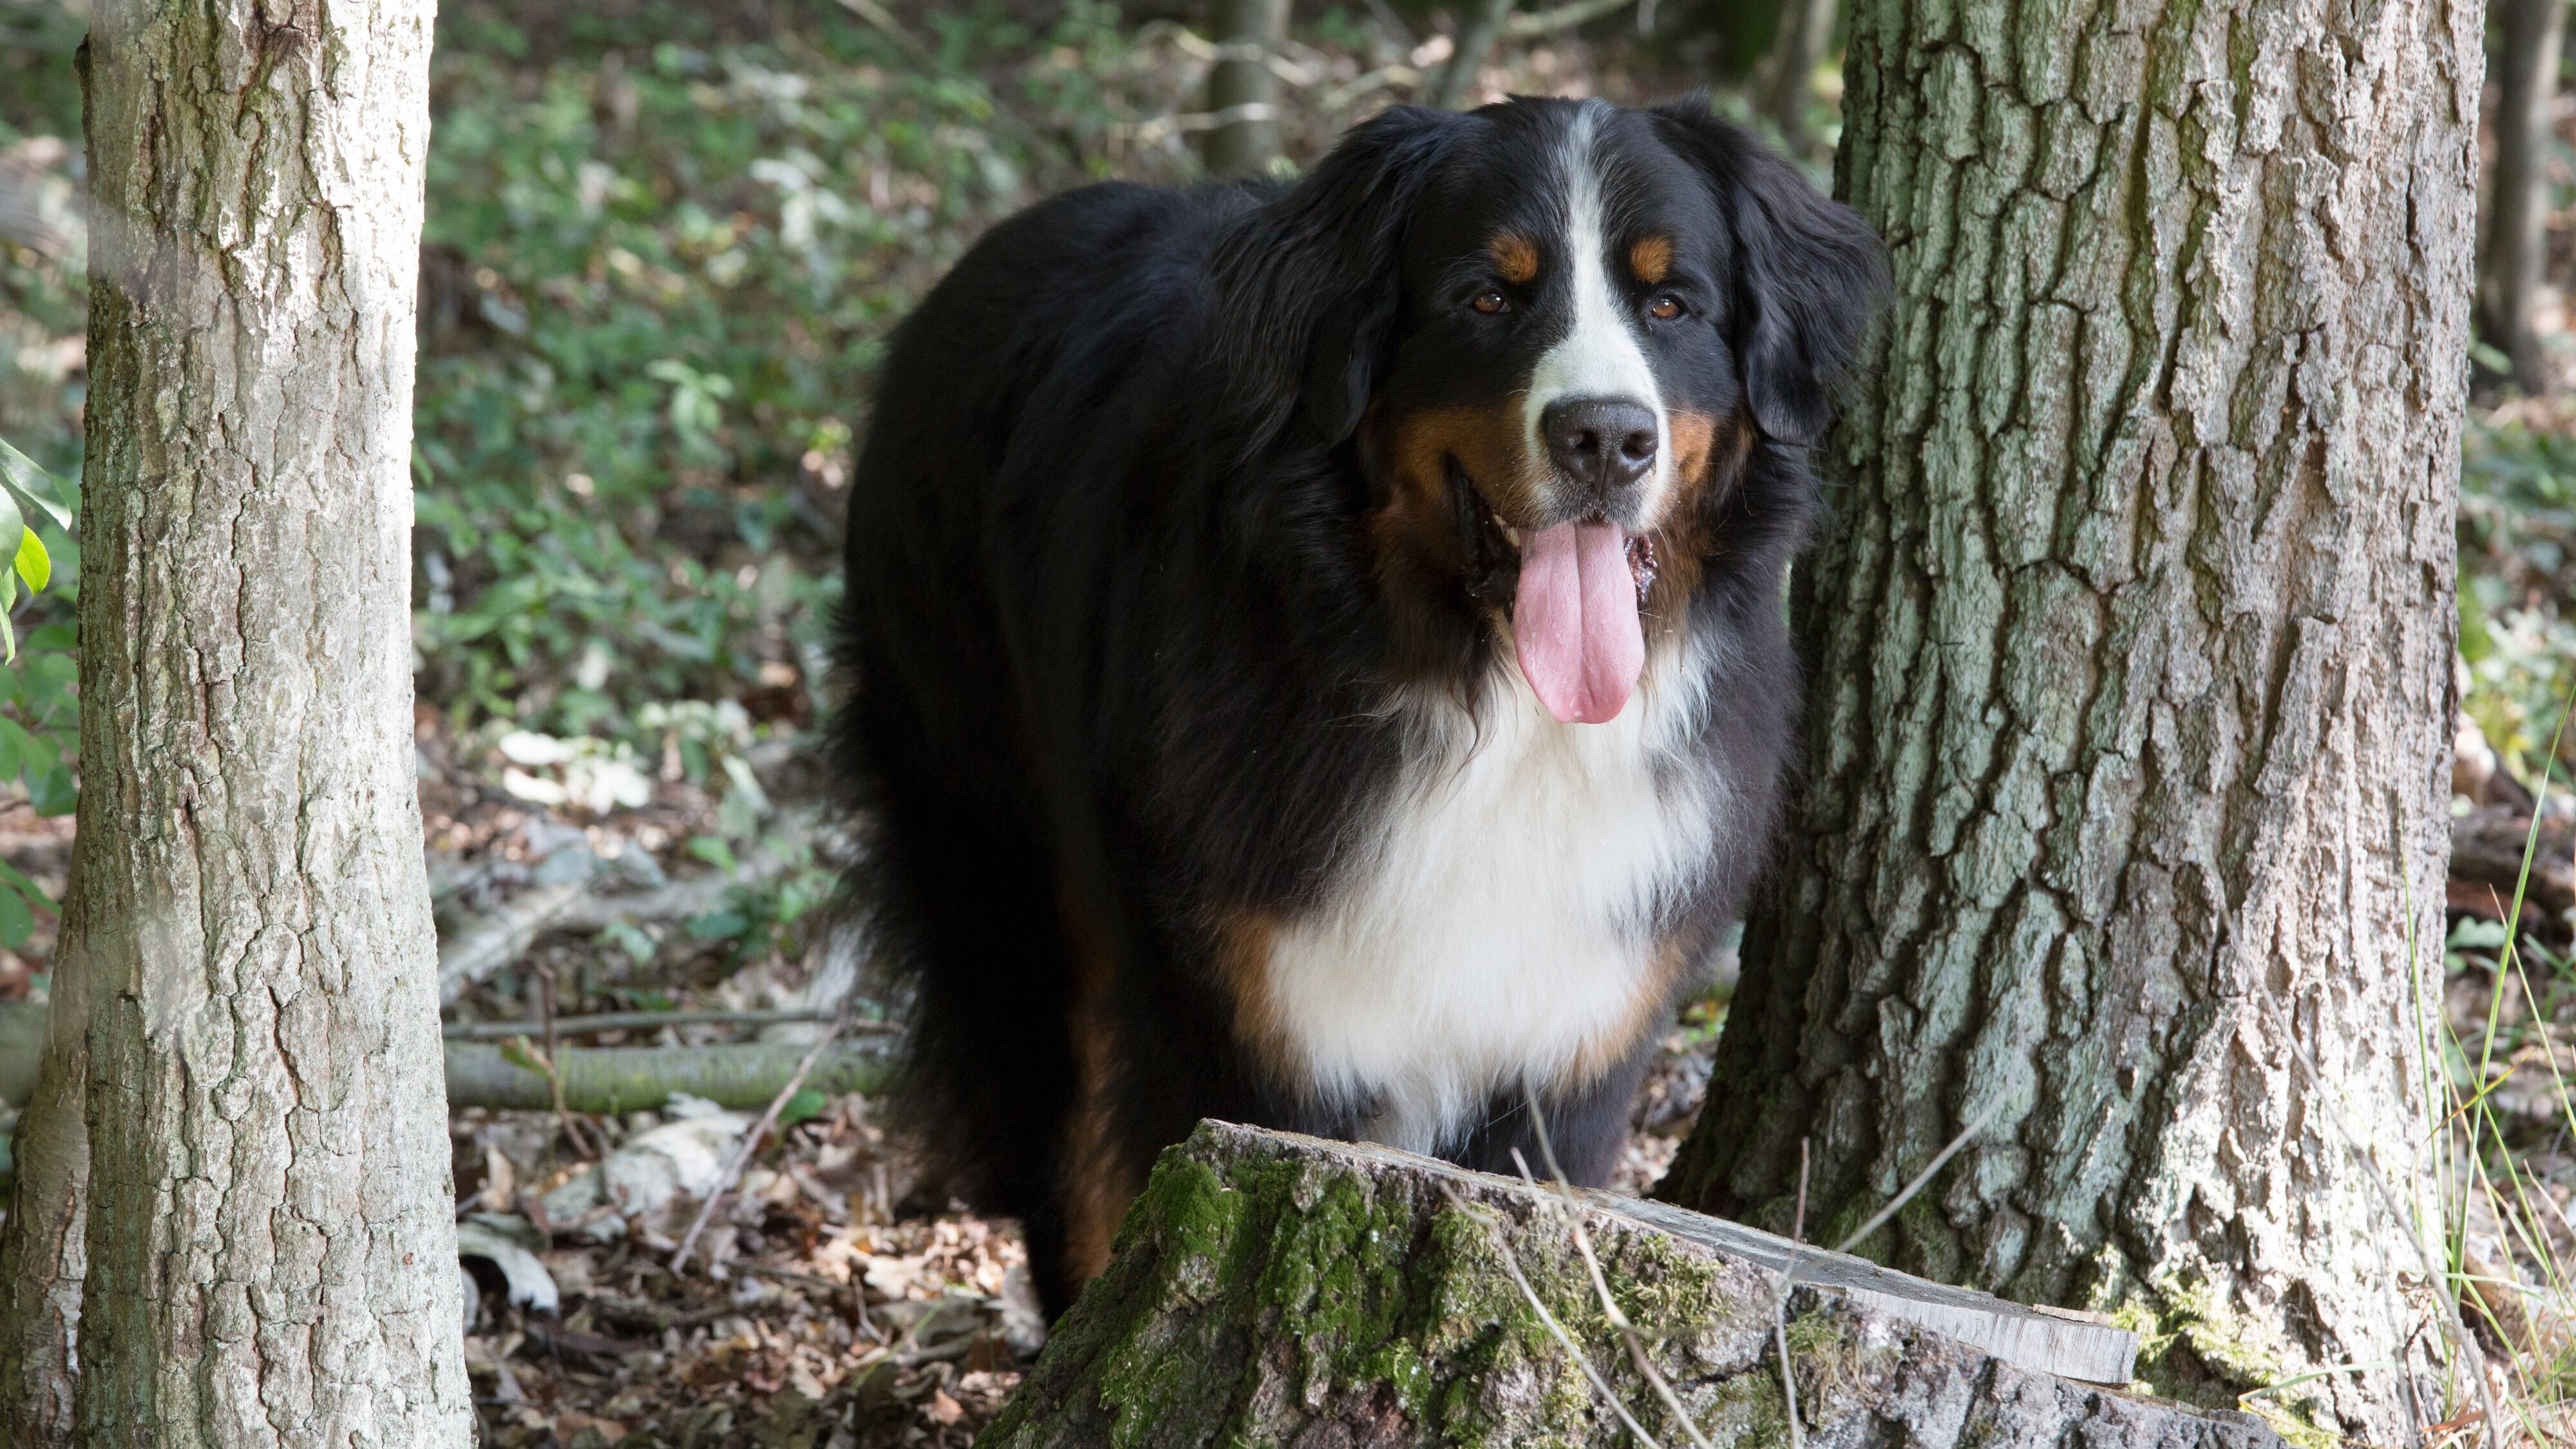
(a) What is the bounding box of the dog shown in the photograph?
[832,95,1882,1316]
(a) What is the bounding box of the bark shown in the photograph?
[1657,0,2479,1435]
[2479,0,2563,395]
[0,828,93,1443]
[0,0,470,1442]
[986,1122,2284,1448]
[1203,0,1288,178]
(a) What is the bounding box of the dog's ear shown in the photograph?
[1651,100,1885,445]
[1211,106,1470,447]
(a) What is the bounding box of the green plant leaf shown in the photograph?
[0,885,32,950]
[683,909,748,941]
[0,439,68,530]
[499,1036,556,1080]
[0,485,29,596]
[0,858,56,915]
[14,529,48,594]
[779,1088,828,1125]
[601,919,658,963]
[28,762,74,817]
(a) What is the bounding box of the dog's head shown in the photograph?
[1215,97,1882,724]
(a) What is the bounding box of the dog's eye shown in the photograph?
[1647,294,1686,321]
[1471,290,1508,315]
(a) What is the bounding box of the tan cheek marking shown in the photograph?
[1629,235,1674,287]
[1379,404,1545,526]
[1492,234,1540,285]
[1638,408,1754,630]
[1669,409,1718,486]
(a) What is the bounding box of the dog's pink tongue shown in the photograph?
[1513,522,1645,724]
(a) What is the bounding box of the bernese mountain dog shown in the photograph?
[832,95,1882,1316]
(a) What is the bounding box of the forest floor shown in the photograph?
[426,724,1733,1449]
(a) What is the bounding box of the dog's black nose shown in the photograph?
[1541,399,1658,495]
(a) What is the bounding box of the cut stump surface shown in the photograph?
[981,1121,2284,1448]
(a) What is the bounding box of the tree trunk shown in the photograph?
[2481,0,2564,395]
[1203,0,1288,178]
[1758,0,1837,139]
[987,1121,2283,1448]
[0,0,471,1441]
[0,827,94,1442]
[1658,0,2478,1437]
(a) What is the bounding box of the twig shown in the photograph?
[671,1014,848,1274]
[1769,1104,1999,1449]
[1517,1086,1716,1449]
[1774,1141,1812,1449]
[1437,1180,1667,1448]
[537,964,599,1161]
[444,1007,893,1040]
[2290,1041,2505,1449]
[1830,1099,2005,1257]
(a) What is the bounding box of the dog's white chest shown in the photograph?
[1260,655,1716,1155]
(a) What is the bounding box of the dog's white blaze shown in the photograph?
[1522,101,1671,517]
[1260,638,1720,1156]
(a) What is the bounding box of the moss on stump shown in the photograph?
[979,1122,2287,1448]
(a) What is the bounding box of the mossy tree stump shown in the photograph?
[981,1123,2284,1448]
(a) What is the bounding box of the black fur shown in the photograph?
[831,97,1882,1316]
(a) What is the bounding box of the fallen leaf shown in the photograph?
[457,1218,560,1314]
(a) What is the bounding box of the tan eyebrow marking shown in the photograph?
[1491,234,1540,285]
[1629,235,1674,286]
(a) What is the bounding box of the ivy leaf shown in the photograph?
[0,439,67,530]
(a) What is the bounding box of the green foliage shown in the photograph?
[0,440,73,945]
[408,2,1169,754]
[2460,413,2576,784]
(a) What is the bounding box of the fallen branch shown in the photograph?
[0,1002,893,1115]
[437,878,592,1004]
[443,1039,888,1113]
[444,1007,896,1041]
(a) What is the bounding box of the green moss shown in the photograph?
[2098,1272,2340,1449]
[1066,1137,1821,1448]
[1696,1369,1792,1449]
